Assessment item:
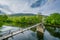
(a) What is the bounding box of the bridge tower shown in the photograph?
[36,23,44,40]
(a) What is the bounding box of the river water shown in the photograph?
[44,26,60,40]
[0,26,60,40]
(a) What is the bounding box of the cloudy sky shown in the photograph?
[0,0,60,15]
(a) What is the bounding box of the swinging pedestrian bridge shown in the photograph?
[0,23,44,40]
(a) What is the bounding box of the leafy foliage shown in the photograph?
[45,13,60,25]
[0,15,8,27]
[4,14,42,28]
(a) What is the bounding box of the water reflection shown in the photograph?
[0,26,20,37]
[0,26,38,40]
[1,25,60,40]
[8,30,38,40]
[44,26,60,40]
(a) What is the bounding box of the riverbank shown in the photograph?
[44,24,60,28]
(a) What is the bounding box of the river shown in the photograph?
[0,26,60,40]
[44,26,60,40]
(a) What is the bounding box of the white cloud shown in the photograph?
[0,0,59,15]
[0,0,39,14]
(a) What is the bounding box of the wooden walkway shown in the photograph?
[0,23,44,40]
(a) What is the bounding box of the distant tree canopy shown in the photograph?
[45,13,60,25]
[3,13,42,27]
[0,15,8,27]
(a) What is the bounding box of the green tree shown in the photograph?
[0,15,8,27]
[45,13,60,25]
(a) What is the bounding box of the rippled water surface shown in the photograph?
[0,26,60,40]
[44,26,60,40]
[0,26,38,40]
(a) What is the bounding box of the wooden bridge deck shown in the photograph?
[0,23,44,40]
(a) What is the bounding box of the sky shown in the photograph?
[0,0,60,15]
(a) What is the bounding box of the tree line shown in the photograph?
[0,14,42,28]
[44,13,60,26]
[0,13,60,27]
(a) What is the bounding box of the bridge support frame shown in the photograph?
[36,24,44,40]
